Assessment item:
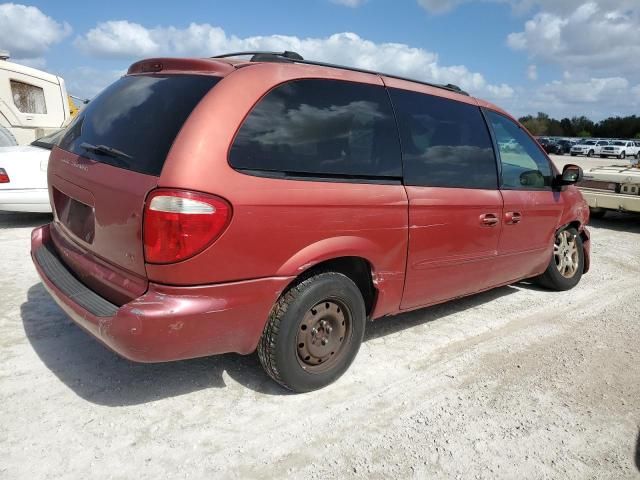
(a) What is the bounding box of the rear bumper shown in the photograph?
[0,188,51,213]
[581,189,640,214]
[31,223,293,362]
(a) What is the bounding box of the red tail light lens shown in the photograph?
[143,190,231,264]
[0,168,9,183]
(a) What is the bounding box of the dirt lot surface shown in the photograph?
[2,156,639,479]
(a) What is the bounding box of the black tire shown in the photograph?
[537,227,584,291]
[258,272,366,392]
[589,207,606,220]
[570,153,576,157]
[600,155,606,158]
[587,150,594,157]
[619,151,626,159]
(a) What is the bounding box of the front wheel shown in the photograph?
[536,227,584,291]
[258,272,366,392]
[587,150,594,157]
[619,151,626,159]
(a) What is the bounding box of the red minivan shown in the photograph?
[31,52,590,392]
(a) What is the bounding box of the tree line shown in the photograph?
[518,113,640,139]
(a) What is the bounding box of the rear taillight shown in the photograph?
[143,190,231,264]
[0,168,9,183]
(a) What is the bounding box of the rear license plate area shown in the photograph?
[53,187,96,244]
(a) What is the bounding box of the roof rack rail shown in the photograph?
[212,51,304,62]
[211,51,469,96]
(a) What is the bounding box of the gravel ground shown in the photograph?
[1,156,639,479]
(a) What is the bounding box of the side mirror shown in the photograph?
[559,164,583,185]
[520,170,545,188]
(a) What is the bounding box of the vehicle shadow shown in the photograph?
[588,211,640,234]
[22,282,519,406]
[21,283,287,405]
[0,212,52,229]
[365,285,517,341]
[636,430,640,472]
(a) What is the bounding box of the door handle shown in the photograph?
[505,211,522,224]
[479,213,499,227]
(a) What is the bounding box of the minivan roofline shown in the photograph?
[125,55,510,121]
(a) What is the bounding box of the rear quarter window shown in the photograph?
[59,74,220,176]
[229,79,402,182]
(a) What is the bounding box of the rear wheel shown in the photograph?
[537,227,584,291]
[258,272,366,392]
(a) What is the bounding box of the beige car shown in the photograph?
[578,161,640,218]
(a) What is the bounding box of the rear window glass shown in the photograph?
[31,129,65,150]
[229,79,402,180]
[389,88,497,189]
[58,74,220,176]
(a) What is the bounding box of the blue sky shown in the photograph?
[1,0,639,119]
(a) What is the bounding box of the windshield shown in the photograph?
[31,129,65,150]
[58,74,220,176]
[611,141,625,146]
[583,141,596,145]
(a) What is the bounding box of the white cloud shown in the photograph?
[537,77,629,104]
[501,76,640,119]
[0,3,71,59]
[330,0,366,6]
[507,2,640,76]
[417,0,639,16]
[74,22,512,101]
[74,20,157,58]
[527,64,537,81]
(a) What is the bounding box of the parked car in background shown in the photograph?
[578,163,640,217]
[555,139,576,155]
[30,52,590,392]
[538,138,562,155]
[599,140,640,160]
[570,140,609,157]
[0,129,64,212]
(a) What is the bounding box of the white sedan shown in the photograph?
[0,130,64,213]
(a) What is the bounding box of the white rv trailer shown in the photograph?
[0,50,71,146]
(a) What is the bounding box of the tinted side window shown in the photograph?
[484,110,553,190]
[229,79,401,180]
[389,88,497,189]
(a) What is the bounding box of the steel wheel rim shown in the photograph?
[296,299,351,373]
[554,230,579,278]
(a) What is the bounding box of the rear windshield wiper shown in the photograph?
[80,142,133,161]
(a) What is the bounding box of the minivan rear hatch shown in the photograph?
[48,73,220,303]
